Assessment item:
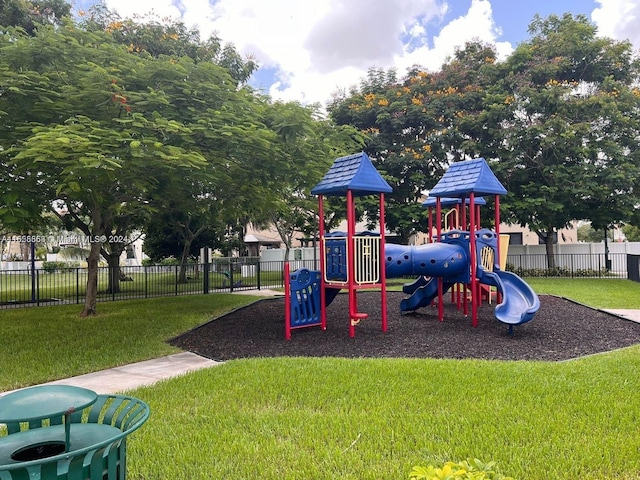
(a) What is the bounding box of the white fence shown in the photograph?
[507,242,640,256]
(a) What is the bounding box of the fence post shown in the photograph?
[229,260,234,293]
[571,254,574,278]
[175,265,179,296]
[257,261,261,290]
[598,255,602,275]
[76,268,80,304]
[145,265,148,298]
[36,269,40,306]
[203,249,210,295]
[30,242,36,304]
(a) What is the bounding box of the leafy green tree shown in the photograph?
[577,222,613,243]
[84,8,266,285]
[328,43,502,242]
[143,210,223,262]
[1,23,252,315]
[0,0,70,34]
[79,4,256,84]
[255,100,365,259]
[622,224,640,242]
[494,13,640,267]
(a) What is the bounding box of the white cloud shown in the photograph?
[100,0,512,106]
[396,0,511,75]
[207,0,510,106]
[105,0,181,21]
[592,0,640,49]
[303,0,442,74]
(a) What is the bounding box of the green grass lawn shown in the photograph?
[0,294,262,391]
[3,279,640,479]
[128,352,640,479]
[525,277,640,308]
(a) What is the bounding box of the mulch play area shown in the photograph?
[170,292,640,362]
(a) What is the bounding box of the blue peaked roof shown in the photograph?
[422,196,487,207]
[311,152,393,196]
[429,157,507,198]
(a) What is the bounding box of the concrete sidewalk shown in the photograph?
[603,309,640,323]
[1,352,221,397]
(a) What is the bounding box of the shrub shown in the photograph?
[410,458,514,480]
[507,265,572,278]
[42,261,70,273]
[159,257,180,266]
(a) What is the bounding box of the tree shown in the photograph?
[328,44,502,243]
[0,0,70,34]
[255,100,365,259]
[493,14,640,267]
[79,6,262,288]
[143,209,223,262]
[622,224,640,242]
[577,222,613,243]
[79,4,256,84]
[1,23,254,315]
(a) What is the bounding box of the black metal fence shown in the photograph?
[506,252,627,278]
[0,258,319,310]
[0,253,633,309]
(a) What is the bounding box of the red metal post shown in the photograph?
[317,195,327,330]
[347,190,357,338]
[379,193,388,332]
[469,193,478,326]
[436,197,444,321]
[284,261,291,340]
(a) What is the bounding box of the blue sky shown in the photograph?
[470,0,599,46]
[76,0,639,106]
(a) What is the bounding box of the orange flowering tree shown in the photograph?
[328,42,502,242]
[493,14,640,267]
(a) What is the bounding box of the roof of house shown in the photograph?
[311,151,393,197]
[244,234,281,245]
[429,157,507,198]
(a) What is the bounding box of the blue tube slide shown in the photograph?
[384,243,469,312]
[385,239,540,325]
[384,242,469,279]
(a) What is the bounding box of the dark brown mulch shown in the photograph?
[170,292,640,362]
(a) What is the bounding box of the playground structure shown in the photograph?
[285,153,540,338]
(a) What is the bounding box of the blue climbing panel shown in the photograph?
[324,232,348,282]
[289,268,322,328]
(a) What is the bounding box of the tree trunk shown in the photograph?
[544,230,556,269]
[80,240,102,316]
[103,245,126,294]
[178,240,192,284]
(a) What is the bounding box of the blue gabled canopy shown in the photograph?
[422,196,487,208]
[429,158,507,198]
[311,152,393,197]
